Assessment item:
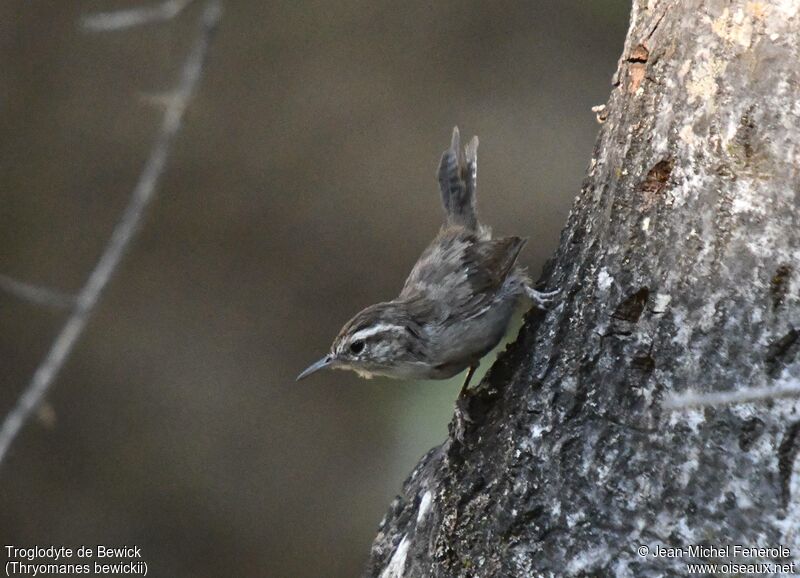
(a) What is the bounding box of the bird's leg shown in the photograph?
[459,363,479,397]
[524,283,559,310]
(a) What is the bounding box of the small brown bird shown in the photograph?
[298,127,557,393]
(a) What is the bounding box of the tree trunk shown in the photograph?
[365,1,800,576]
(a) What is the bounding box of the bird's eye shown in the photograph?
[349,340,365,354]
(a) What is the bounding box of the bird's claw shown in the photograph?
[526,286,559,310]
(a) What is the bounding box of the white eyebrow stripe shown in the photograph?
[350,323,406,342]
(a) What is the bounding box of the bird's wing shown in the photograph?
[464,236,527,296]
[400,229,525,319]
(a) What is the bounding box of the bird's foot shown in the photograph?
[525,285,559,310]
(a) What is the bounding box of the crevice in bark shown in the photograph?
[766,328,799,378]
[778,421,800,510]
[771,264,793,311]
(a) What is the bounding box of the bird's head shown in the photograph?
[296,301,427,381]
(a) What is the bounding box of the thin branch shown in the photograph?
[664,379,800,410]
[81,0,195,32]
[0,0,222,465]
[0,273,75,309]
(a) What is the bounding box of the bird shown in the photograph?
[297,127,557,396]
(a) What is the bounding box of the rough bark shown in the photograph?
[365,1,800,576]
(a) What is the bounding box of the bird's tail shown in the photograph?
[437,126,479,231]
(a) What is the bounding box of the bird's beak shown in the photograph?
[296,355,334,381]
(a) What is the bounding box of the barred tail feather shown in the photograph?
[437,126,479,230]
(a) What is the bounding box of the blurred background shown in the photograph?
[0,1,628,576]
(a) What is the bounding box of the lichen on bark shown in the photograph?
[366,1,800,576]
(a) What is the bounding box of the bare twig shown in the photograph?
[665,379,800,410]
[0,0,222,465]
[0,273,75,309]
[81,0,195,32]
